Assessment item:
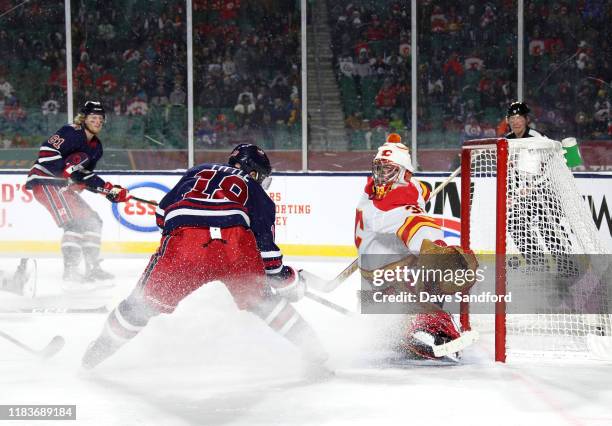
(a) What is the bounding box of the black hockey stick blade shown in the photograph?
[0,331,65,358]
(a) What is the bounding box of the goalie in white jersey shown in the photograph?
[355,133,478,361]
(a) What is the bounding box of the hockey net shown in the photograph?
[460,137,611,361]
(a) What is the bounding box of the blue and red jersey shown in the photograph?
[156,163,284,276]
[26,124,105,189]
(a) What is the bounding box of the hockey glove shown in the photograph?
[103,182,130,203]
[269,265,306,303]
[62,152,90,179]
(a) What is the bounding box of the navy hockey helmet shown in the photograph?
[228,144,272,184]
[506,101,530,118]
[80,101,105,119]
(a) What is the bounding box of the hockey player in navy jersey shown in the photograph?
[26,101,129,285]
[82,144,329,375]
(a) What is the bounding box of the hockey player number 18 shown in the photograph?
[184,170,249,204]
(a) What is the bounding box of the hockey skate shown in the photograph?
[82,336,122,370]
[63,265,113,293]
[400,312,479,362]
[62,264,89,293]
[85,261,115,282]
[0,258,37,297]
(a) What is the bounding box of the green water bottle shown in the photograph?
[561,137,583,168]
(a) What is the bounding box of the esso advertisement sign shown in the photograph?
[111,181,170,232]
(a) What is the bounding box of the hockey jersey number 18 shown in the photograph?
[156,163,283,275]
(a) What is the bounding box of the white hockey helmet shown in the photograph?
[372,133,414,199]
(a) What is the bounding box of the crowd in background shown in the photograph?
[0,0,609,152]
[330,0,611,146]
[0,0,301,149]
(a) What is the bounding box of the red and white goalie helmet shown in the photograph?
[372,133,414,199]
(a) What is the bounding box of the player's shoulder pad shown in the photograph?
[55,124,84,140]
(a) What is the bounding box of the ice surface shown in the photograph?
[1,257,611,426]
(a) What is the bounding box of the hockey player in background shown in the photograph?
[82,144,329,375]
[25,101,129,287]
[355,133,478,361]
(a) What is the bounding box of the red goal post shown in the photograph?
[459,137,609,362]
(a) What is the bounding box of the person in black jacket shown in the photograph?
[505,101,574,276]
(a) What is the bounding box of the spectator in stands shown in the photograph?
[11,134,29,148]
[0,132,10,148]
[270,97,289,125]
[287,94,300,128]
[195,116,216,146]
[42,99,61,116]
[366,15,386,41]
[464,116,482,140]
[169,83,186,106]
[0,74,14,99]
[222,52,237,79]
[375,78,399,118]
[3,96,27,127]
[389,112,405,132]
[234,92,256,128]
[150,84,170,108]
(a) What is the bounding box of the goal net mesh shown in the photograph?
[464,138,610,358]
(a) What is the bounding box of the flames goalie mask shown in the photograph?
[371,133,415,200]
[356,133,479,361]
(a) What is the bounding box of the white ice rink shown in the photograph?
[1,257,611,426]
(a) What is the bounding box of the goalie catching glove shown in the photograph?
[413,239,479,296]
[268,265,306,302]
[103,182,130,203]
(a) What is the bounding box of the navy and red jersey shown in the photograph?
[156,163,284,275]
[25,124,106,189]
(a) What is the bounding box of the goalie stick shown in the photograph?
[0,331,65,358]
[301,260,359,293]
[304,291,355,316]
[303,166,463,294]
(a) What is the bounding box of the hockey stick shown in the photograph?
[57,178,159,206]
[0,306,109,314]
[87,186,159,206]
[0,331,65,358]
[303,168,464,294]
[301,260,359,293]
[304,291,355,316]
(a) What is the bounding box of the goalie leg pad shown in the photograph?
[400,311,478,360]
